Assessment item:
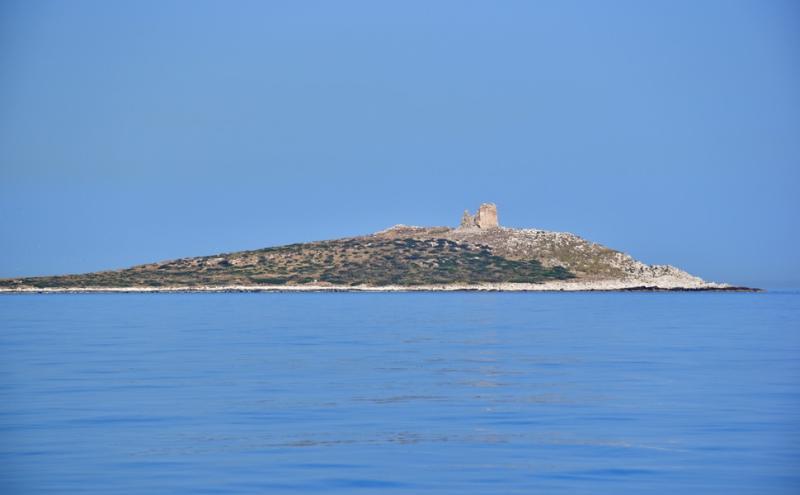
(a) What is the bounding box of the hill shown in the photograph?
[0,204,755,292]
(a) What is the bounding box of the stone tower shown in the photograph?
[475,203,498,228]
[459,203,499,229]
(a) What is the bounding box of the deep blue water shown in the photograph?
[0,292,798,494]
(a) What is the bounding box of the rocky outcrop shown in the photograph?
[374,220,730,290]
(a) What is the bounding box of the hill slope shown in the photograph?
[0,235,573,290]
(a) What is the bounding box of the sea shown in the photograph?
[0,291,798,494]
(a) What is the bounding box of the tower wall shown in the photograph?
[475,203,498,229]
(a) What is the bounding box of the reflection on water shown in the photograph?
[1,292,799,494]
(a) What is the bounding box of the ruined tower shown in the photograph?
[459,203,499,229]
[475,203,498,228]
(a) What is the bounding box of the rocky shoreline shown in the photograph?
[0,280,761,294]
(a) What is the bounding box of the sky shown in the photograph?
[0,0,798,288]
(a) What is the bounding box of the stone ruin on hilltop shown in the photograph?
[460,203,499,229]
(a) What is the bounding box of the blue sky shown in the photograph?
[1,0,798,288]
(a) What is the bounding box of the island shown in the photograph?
[0,204,758,293]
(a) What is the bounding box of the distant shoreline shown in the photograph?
[0,283,762,294]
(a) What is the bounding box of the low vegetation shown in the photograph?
[0,237,574,289]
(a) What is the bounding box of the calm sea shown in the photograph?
[0,292,798,494]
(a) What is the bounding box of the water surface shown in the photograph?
[1,292,798,494]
